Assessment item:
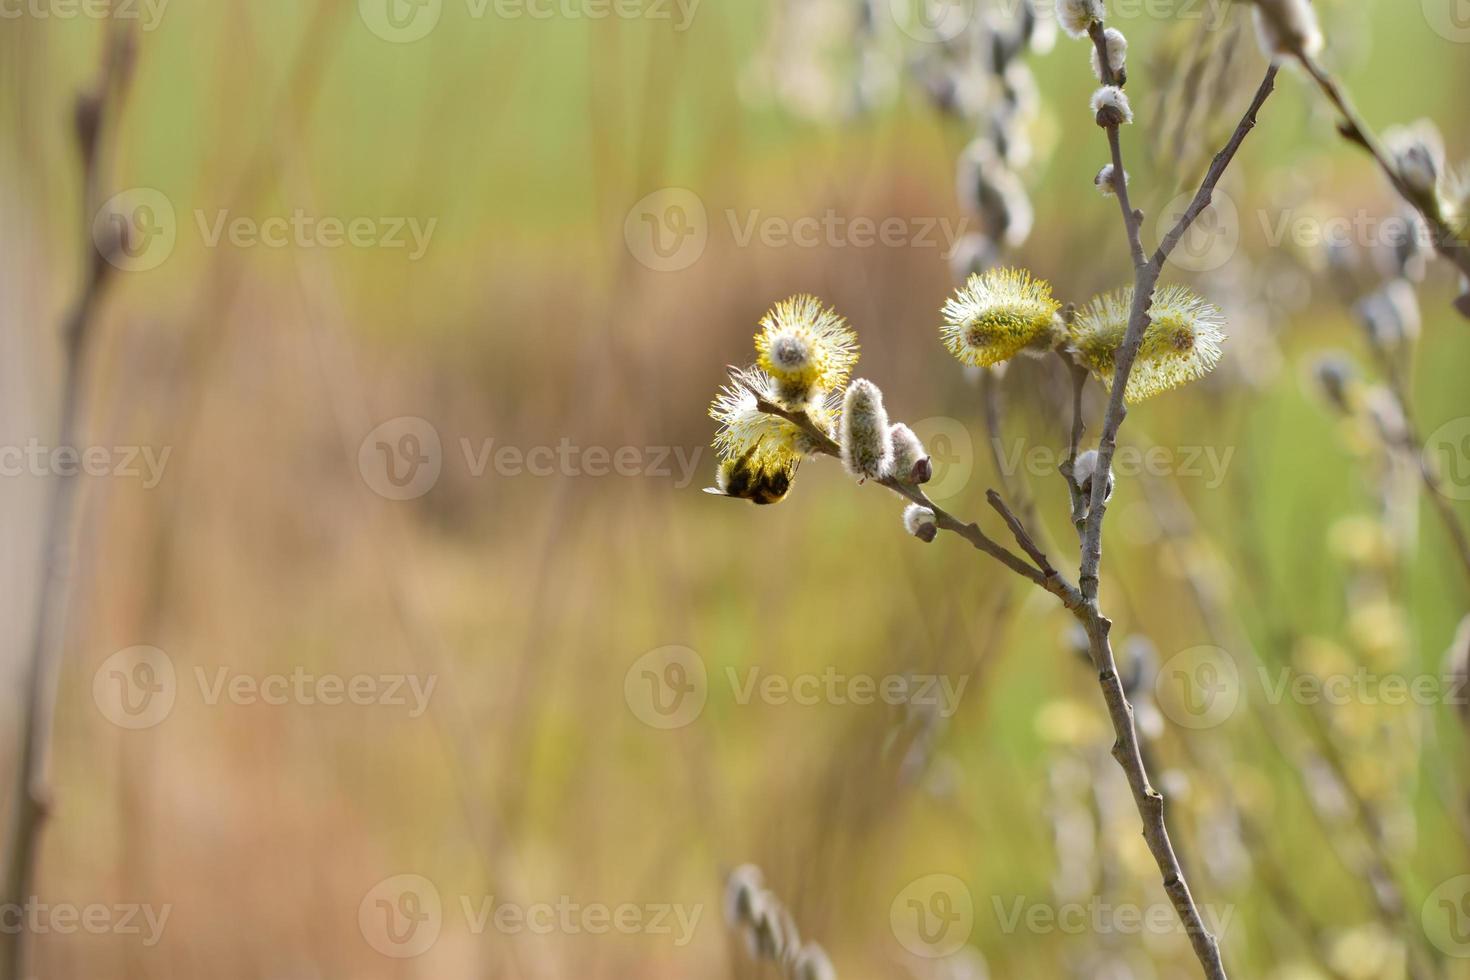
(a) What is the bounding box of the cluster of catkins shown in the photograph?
[724,865,836,980]
[925,1,1052,279]
[708,273,1225,519]
[706,295,935,541]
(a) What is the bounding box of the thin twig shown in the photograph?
[2,28,134,980]
[1065,46,1281,980]
[1296,53,1470,300]
[1362,342,1470,589]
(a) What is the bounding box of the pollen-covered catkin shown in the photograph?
[903,504,938,542]
[888,423,931,483]
[840,379,893,481]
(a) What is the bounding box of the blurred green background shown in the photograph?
[3,0,1470,977]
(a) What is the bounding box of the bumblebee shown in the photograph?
[703,445,797,505]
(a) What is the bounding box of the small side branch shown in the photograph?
[1297,53,1470,296]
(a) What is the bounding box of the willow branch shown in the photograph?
[741,385,1063,595]
[1061,53,1281,980]
[1297,53,1470,301]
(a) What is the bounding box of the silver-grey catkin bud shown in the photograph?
[903,504,938,543]
[1056,0,1103,38]
[1089,27,1127,82]
[1354,279,1420,352]
[793,942,838,980]
[949,232,1000,282]
[888,423,931,483]
[1090,85,1132,126]
[1384,119,1446,206]
[1094,163,1127,197]
[1364,387,1408,447]
[747,891,792,961]
[841,379,894,481]
[1311,352,1357,413]
[1074,449,1114,504]
[1250,0,1323,60]
[724,865,764,927]
[956,140,1034,249]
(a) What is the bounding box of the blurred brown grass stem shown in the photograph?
[2,26,133,980]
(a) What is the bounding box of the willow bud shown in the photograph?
[840,379,894,481]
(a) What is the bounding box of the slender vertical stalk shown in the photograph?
[1,30,133,980]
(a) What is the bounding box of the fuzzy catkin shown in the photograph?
[888,423,930,483]
[840,379,893,480]
[1251,0,1323,59]
[1090,85,1132,126]
[903,504,938,542]
[1056,0,1103,38]
[1090,28,1127,80]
